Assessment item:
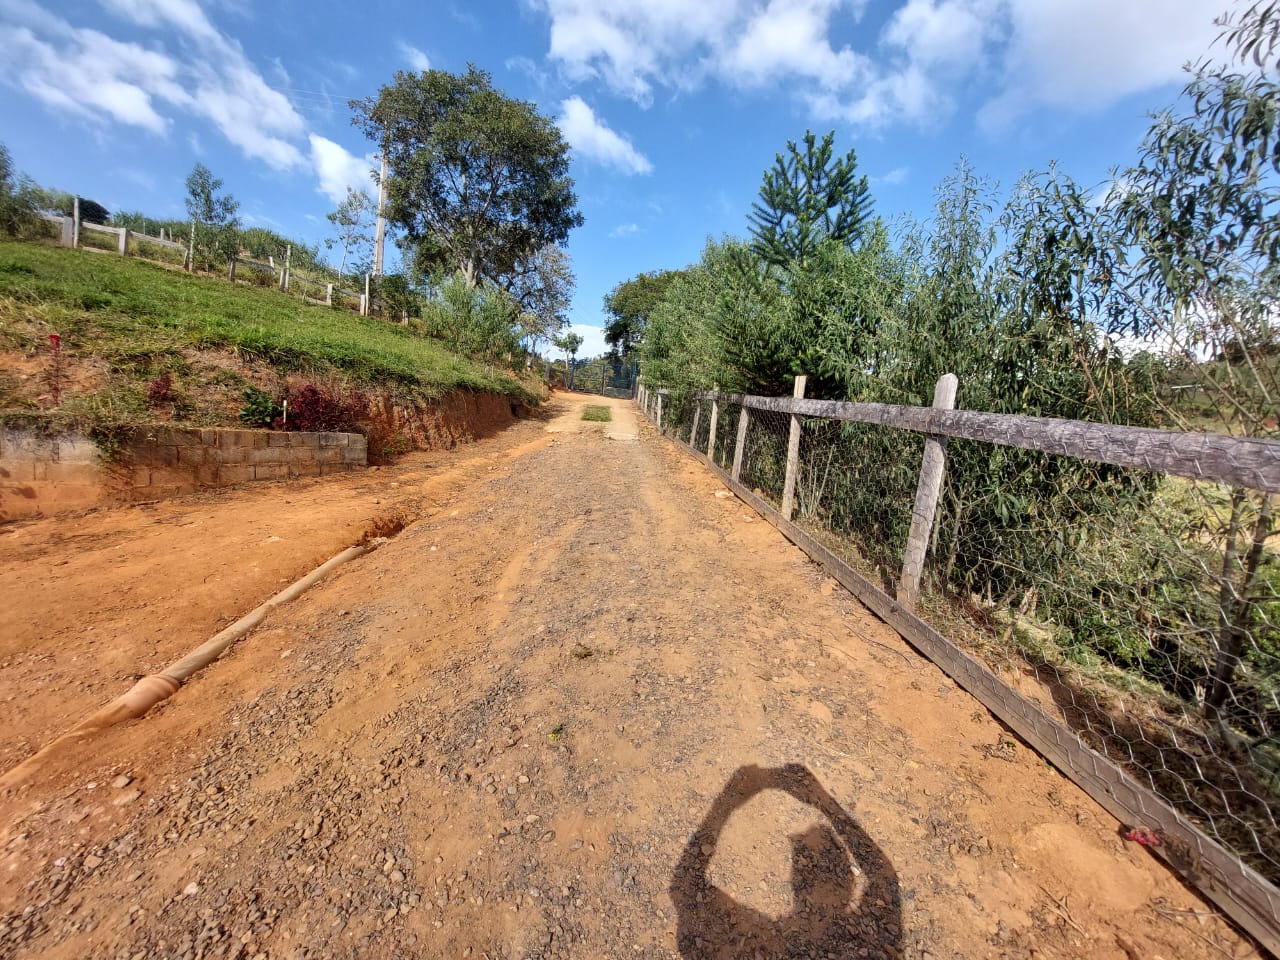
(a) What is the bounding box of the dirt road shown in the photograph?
[0,394,1255,959]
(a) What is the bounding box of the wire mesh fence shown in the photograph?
[638,380,1280,951]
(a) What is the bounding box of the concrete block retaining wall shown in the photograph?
[0,426,366,522]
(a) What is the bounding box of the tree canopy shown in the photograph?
[603,269,683,359]
[351,65,584,288]
[748,130,871,272]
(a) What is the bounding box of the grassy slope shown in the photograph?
[0,241,536,427]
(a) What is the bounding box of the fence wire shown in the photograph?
[646,387,1280,926]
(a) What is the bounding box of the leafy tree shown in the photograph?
[184,163,240,271]
[603,269,682,360]
[351,65,584,288]
[748,130,872,272]
[553,330,584,388]
[53,196,109,224]
[0,144,38,238]
[325,187,375,278]
[505,244,575,354]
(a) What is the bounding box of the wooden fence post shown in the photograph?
[690,399,702,448]
[780,375,808,521]
[707,392,720,462]
[731,405,751,482]
[899,373,959,607]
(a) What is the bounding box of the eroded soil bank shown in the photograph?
[0,394,1255,960]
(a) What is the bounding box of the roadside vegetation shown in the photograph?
[628,4,1280,877]
[581,405,611,422]
[0,63,585,443]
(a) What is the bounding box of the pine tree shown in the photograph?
[748,130,871,272]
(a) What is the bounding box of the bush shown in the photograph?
[277,383,363,432]
[238,386,280,427]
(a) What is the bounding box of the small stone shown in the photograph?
[390,870,405,884]
[111,775,134,789]
[183,882,200,897]
[570,840,583,851]
[83,855,104,870]
[113,789,142,807]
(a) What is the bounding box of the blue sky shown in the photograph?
[0,0,1243,358]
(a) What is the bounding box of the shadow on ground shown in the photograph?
[670,764,901,960]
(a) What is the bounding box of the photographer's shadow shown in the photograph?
[670,764,901,959]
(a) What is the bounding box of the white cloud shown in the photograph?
[0,21,189,135]
[398,42,431,72]
[558,97,653,175]
[978,0,1228,129]
[609,222,640,237]
[309,135,376,204]
[532,0,1230,131]
[874,166,909,185]
[0,0,307,169]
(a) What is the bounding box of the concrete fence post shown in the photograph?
[730,405,751,482]
[325,283,333,306]
[898,373,959,608]
[656,392,664,432]
[60,217,73,248]
[72,197,80,249]
[228,259,237,283]
[118,228,130,256]
[690,399,702,449]
[780,375,808,522]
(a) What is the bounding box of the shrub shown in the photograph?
[147,372,176,406]
[238,386,280,426]
[277,383,363,432]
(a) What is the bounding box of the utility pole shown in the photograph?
[372,147,387,276]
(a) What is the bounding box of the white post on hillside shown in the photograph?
[72,197,80,249]
[373,148,388,276]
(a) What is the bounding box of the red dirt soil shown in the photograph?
[0,394,1259,959]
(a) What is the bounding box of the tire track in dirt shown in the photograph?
[0,394,1256,960]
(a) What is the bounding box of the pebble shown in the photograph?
[111,775,134,789]
[83,855,104,870]
[182,882,200,897]
[113,789,142,807]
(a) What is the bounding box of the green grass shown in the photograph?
[581,404,612,422]
[0,241,538,419]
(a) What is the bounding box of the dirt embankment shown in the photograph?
[0,394,1257,960]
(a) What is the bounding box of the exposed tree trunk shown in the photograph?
[1206,491,1273,719]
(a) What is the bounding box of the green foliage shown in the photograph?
[0,242,538,416]
[352,64,584,287]
[325,187,375,278]
[506,243,574,351]
[603,269,683,359]
[581,405,612,422]
[238,386,281,426]
[0,144,39,238]
[422,272,524,368]
[748,130,872,272]
[184,163,240,270]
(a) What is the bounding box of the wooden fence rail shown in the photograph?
[691,390,1280,494]
[644,379,1280,956]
